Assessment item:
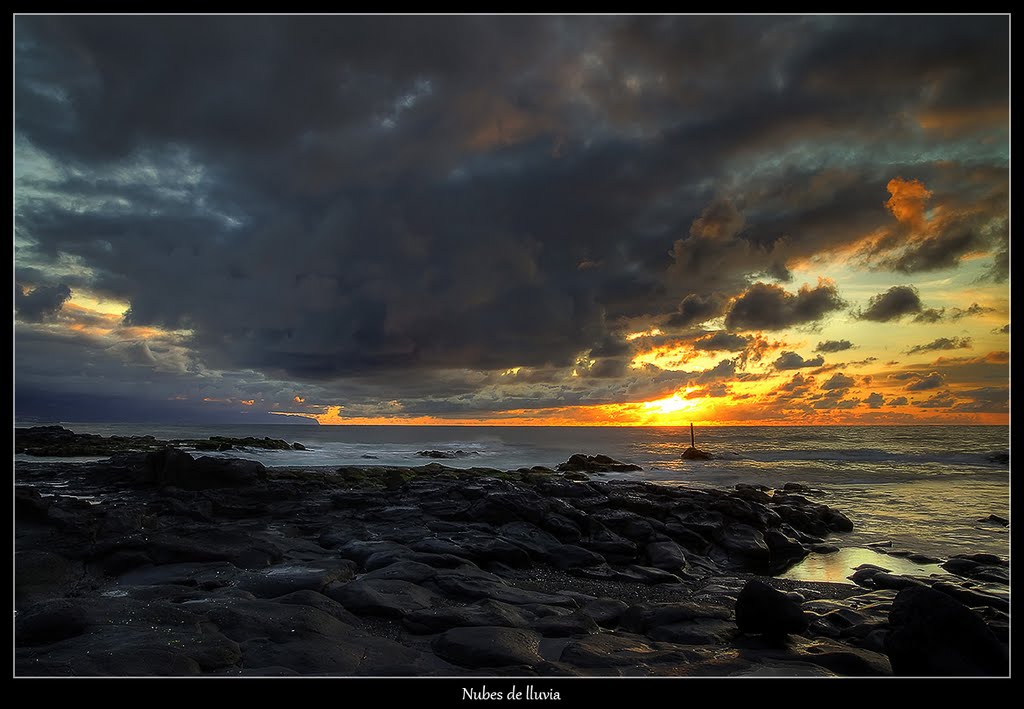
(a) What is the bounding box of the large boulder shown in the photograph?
[432,626,542,668]
[885,586,1008,676]
[556,454,642,473]
[143,449,266,489]
[735,579,809,638]
[713,524,771,569]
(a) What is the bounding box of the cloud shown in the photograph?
[12,16,1009,423]
[906,336,973,355]
[858,285,944,323]
[914,390,957,408]
[773,351,825,370]
[691,331,751,352]
[905,371,946,391]
[950,303,994,320]
[15,282,71,322]
[815,339,854,353]
[668,293,728,329]
[951,386,1008,413]
[865,392,885,409]
[821,372,855,390]
[724,280,845,331]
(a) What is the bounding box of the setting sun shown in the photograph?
[643,389,701,416]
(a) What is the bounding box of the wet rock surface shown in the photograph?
[14,436,1009,677]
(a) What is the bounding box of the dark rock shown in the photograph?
[445,534,532,567]
[533,610,600,638]
[325,579,442,618]
[497,521,563,559]
[427,570,576,607]
[735,579,809,638]
[272,590,362,626]
[733,484,772,504]
[16,599,90,645]
[582,598,629,627]
[681,446,713,460]
[143,449,266,490]
[581,527,637,563]
[417,449,479,459]
[951,552,1007,567]
[403,599,530,634]
[621,602,731,633]
[886,586,1008,676]
[433,626,542,668]
[713,497,777,529]
[556,454,642,473]
[614,565,687,585]
[645,540,688,571]
[292,442,306,450]
[558,633,701,668]
[663,522,712,553]
[649,618,738,645]
[763,529,808,573]
[334,540,409,565]
[713,524,771,568]
[822,509,854,533]
[467,491,545,525]
[868,572,929,592]
[538,513,582,543]
[236,563,357,598]
[929,581,1009,613]
[15,551,83,608]
[941,556,1009,583]
[735,635,891,676]
[361,560,439,584]
[548,544,606,570]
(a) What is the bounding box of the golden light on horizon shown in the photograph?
[642,389,701,416]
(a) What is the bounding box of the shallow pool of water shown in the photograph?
[777,547,949,584]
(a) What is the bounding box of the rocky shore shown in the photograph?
[14,428,1009,677]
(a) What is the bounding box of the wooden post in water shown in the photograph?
[690,422,695,447]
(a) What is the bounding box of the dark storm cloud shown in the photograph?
[724,281,845,331]
[815,339,854,353]
[667,293,729,329]
[13,16,1009,419]
[821,373,855,391]
[692,331,751,352]
[773,351,825,370]
[865,392,885,409]
[951,386,1008,413]
[858,285,945,323]
[905,372,946,391]
[906,337,972,355]
[15,282,71,321]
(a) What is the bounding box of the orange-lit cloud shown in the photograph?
[885,177,932,230]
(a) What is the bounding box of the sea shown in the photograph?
[17,423,1010,582]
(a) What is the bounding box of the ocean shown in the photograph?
[18,423,1010,569]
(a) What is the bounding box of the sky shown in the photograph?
[14,15,1009,426]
